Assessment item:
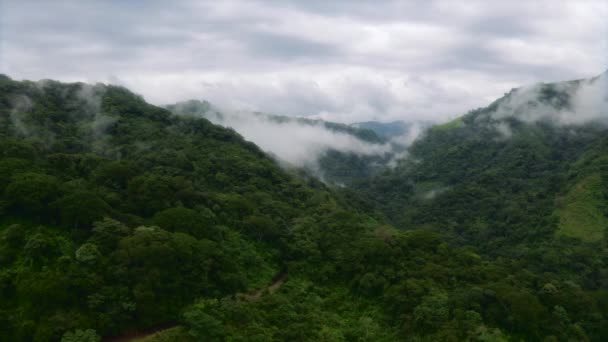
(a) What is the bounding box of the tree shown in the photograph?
[183,300,225,342]
[5,172,60,218]
[55,190,111,228]
[23,231,60,267]
[413,290,450,332]
[93,161,139,190]
[242,215,280,242]
[61,329,100,342]
[90,217,131,253]
[127,174,175,216]
[153,207,216,239]
[75,243,102,265]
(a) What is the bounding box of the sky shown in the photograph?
[1,0,606,124]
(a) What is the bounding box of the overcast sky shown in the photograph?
[1,0,606,123]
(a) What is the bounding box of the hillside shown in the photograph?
[0,75,387,340]
[356,72,608,247]
[0,75,606,341]
[351,73,608,338]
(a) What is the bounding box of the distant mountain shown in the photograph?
[167,99,386,144]
[351,120,432,139]
[166,99,400,185]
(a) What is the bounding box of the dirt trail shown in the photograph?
[103,322,177,342]
[103,272,287,341]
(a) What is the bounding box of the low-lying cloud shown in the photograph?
[7,81,116,152]
[171,103,393,169]
[492,71,608,126]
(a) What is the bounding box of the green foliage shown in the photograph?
[153,207,217,239]
[61,329,100,342]
[75,243,102,264]
[413,291,450,332]
[183,299,225,341]
[350,81,608,340]
[182,279,398,342]
[555,174,607,241]
[55,190,111,229]
[432,116,463,131]
[0,77,312,339]
[5,172,60,217]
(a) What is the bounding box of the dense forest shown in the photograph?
[0,74,606,341]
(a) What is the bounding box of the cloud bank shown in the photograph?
[2,0,606,123]
[170,102,393,169]
[492,71,608,126]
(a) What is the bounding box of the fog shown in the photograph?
[492,71,607,126]
[178,105,394,169]
[8,81,116,152]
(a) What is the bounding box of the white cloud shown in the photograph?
[176,106,392,169]
[492,71,608,125]
[1,0,606,124]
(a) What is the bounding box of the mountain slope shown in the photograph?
[555,173,607,242]
[357,73,608,245]
[0,76,394,340]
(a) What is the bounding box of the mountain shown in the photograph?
[357,72,608,245]
[0,74,607,341]
[0,76,390,340]
[166,99,401,185]
[351,120,432,140]
[351,73,608,339]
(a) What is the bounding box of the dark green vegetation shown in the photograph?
[352,77,608,340]
[0,74,607,341]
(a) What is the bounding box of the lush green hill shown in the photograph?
[351,74,608,340]
[1,75,607,341]
[555,173,607,242]
[355,74,608,249]
[0,76,387,340]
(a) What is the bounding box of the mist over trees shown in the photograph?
[166,99,417,185]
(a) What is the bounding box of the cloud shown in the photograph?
[7,80,117,152]
[1,0,606,124]
[172,104,392,169]
[9,95,34,137]
[491,71,608,126]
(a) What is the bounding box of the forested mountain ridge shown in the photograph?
[0,74,606,341]
[0,75,385,340]
[357,72,608,245]
[351,73,608,339]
